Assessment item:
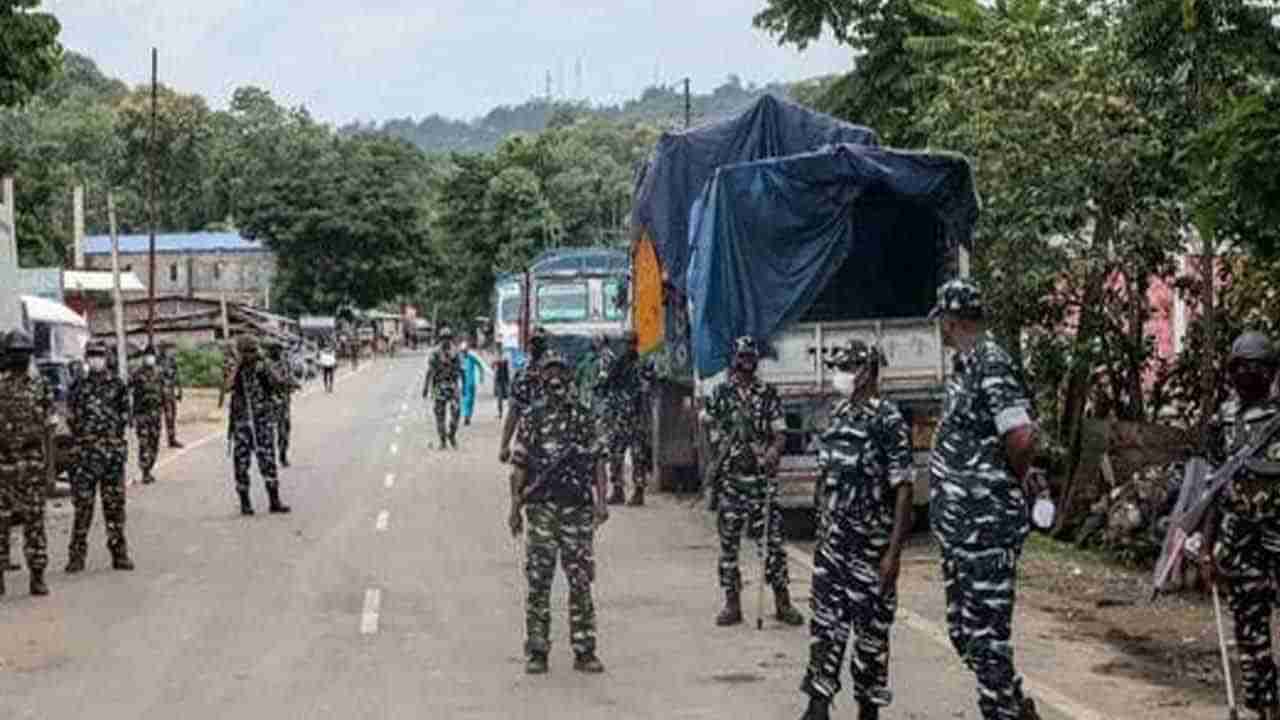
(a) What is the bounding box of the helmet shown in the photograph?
[825,339,886,371]
[929,278,984,320]
[1,329,35,354]
[1229,331,1277,366]
[528,326,549,356]
[732,336,761,358]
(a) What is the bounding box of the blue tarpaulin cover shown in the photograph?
[630,95,878,298]
[687,144,980,379]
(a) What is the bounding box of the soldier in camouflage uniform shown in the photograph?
[595,331,656,506]
[703,336,805,628]
[1198,332,1280,720]
[226,336,291,516]
[507,350,609,675]
[158,341,184,448]
[66,341,134,573]
[424,326,464,450]
[268,342,302,468]
[499,327,549,465]
[928,279,1042,720]
[0,329,54,597]
[799,340,913,720]
[130,345,165,485]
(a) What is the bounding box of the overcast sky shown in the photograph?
[40,1,853,125]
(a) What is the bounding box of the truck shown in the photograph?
[515,247,631,369]
[629,95,979,526]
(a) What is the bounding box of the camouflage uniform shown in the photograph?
[928,280,1035,720]
[516,360,604,664]
[67,354,133,570]
[227,340,290,514]
[704,370,791,598]
[0,344,53,593]
[595,347,656,499]
[1209,332,1280,714]
[271,351,301,466]
[803,396,912,709]
[425,346,464,447]
[159,348,182,446]
[130,361,164,483]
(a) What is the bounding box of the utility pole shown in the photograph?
[147,47,158,349]
[108,193,129,383]
[684,77,691,129]
[0,177,18,330]
[73,186,85,268]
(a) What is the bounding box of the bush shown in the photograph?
[175,346,225,389]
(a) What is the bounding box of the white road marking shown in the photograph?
[395,426,402,435]
[376,510,390,531]
[384,473,395,488]
[401,403,408,412]
[782,545,1107,720]
[390,443,399,456]
[360,588,381,635]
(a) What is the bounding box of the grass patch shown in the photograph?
[1025,533,1122,569]
[175,346,225,389]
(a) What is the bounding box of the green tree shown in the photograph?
[0,0,61,108]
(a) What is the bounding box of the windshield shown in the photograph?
[536,282,589,323]
[603,279,625,321]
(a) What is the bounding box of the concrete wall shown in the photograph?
[83,250,275,306]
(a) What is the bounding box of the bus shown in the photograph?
[492,273,523,367]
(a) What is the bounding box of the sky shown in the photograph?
[39,1,854,126]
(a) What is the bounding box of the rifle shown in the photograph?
[1151,410,1280,599]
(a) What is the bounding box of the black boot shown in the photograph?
[607,485,626,505]
[279,454,290,468]
[267,484,291,514]
[627,486,645,507]
[573,652,605,673]
[716,589,743,626]
[857,701,880,720]
[774,586,805,626]
[29,568,48,596]
[0,568,6,597]
[169,439,185,449]
[111,546,135,571]
[800,695,830,720]
[238,489,255,516]
[142,472,156,485]
[1019,698,1042,720]
[525,652,548,675]
[65,554,85,574]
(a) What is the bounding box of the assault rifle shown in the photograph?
[1151,410,1280,600]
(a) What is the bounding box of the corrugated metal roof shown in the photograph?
[83,232,269,256]
[530,247,628,276]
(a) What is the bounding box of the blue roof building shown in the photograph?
[80,231,276,306]
[83,231,268,256]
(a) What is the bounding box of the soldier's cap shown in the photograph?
[732,336,761,358]
[928,278,984,320]
[1229,331,1278,366]
[236,335,259,353]
[438,326,454,339]
[1,329,35,354]
[825,339,887,371]
[540,350,570,369]
[84,341,109,357]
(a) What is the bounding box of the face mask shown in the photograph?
[1233,364,1275,401]
[143,355,156,367]
[545,375,569,398]
[89,357,108,373]
[831,371,856,396]
[733,357,758,375]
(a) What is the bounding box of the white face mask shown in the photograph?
[89,357,107,372]
[831,371,857,396]
[143,355,156,367]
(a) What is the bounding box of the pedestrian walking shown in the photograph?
[65,341,134,574]
[1197,331,1280,720]
[225,336,291,516]
[0,330,54,597]
[702,336,804,628]
[129,346,165,485]
[595,331,655,506]
[928,279,1042,720]
[320,339,337,393]
[494,355,510,419]
[158,341,184,448]
[507,350,609,675]
[799,340,913,720]
[460,340,487,426]
[424,327,465,449]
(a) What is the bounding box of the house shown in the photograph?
[81,232,277,307]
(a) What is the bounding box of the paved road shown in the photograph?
[0,355,1098,719]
